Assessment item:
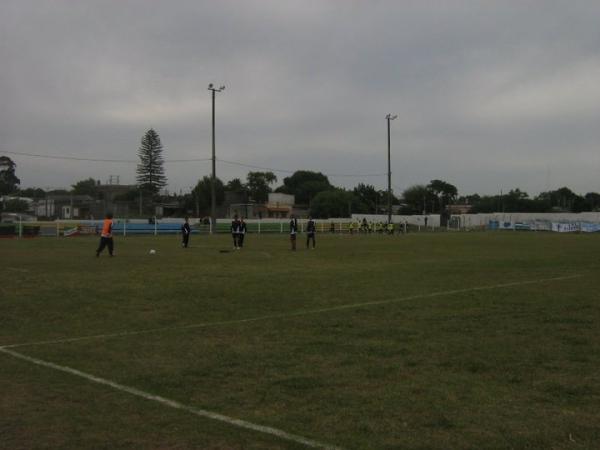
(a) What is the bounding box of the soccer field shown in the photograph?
[1,232,599,449]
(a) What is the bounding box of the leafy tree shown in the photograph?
[309,189,356,218]
[71,178,99,197]
[276,170,333,204]
[468,195,499,213]
[572,195,588,213]
[246,171,277,203]
[136,129,167,195]
[226,178,247,194]
[500,189,546,213]
[17,187,45,199]
[402,184,597,214]
[2,198,29,213]
[554,187,579,211]
[456,193,481,205]
[427,179,457,212]
[536,187,583,212]
[402,185,435,214]
[352,183,386,214]
[584,192,600,211]
[191,176,225,214]
[0,156,20,195]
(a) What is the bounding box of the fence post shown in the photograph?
[123,219,127,237]
[154,217,158,236]
[18,216,22,239]
[56,221,60,238]
[258,219,261,234]
[280,221,283,233]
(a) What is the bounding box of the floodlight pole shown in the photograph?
[208,83,225,233]
[386,114,397,224]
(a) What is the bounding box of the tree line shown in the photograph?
[2,128,600,217]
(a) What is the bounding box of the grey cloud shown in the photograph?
[3,0,600,196]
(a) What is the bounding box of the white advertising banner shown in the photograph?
[551,222,579,233]
[580,223,600,233]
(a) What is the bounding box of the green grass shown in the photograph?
[1,232,600,449]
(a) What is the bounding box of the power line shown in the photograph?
[1,150,211,164]
[3,150,387,178]
[327,172,388,178]
[216,158,296,174]
[216,158,387,178]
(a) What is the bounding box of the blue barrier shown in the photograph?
[86,221,200,235]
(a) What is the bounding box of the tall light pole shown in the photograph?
[386,114,397,224]
[208,83,225,233]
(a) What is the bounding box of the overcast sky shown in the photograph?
[3,0,600,196]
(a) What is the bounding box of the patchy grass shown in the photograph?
[1,231,600,449]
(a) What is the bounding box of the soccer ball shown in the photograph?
[149,249,156,255]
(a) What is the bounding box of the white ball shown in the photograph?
[149,249,156,255]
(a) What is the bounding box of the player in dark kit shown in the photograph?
[96,212,114,257]
[181,217,191,248]
[306,216,316,249]
[231,215,241,249]
[289,215,298,251]
[238,217,247,248]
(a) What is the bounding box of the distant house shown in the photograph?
[264,193,295,218]
[226,192,296,219]
[33,195,94,219]
[447,204,473,214]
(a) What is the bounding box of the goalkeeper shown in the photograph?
[96,213,114,257]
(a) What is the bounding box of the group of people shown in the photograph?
[230,215,248,249]
[96,213,373,257]
[232,214,316,251]
[288,215,316,251]
[346,218,408,235]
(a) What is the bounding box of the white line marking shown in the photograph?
[0,347,342,450]
[6,267,30,273]
[1,274,581,350]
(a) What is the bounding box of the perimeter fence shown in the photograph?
[1,218,413,238]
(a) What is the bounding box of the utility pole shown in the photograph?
[208,83,225,233]
[386,114,398,224]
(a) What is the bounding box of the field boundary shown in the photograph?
[1,274,581,350]
[0,346,342,450]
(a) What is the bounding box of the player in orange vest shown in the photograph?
[96,212,114,257]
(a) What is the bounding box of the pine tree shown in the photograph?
[136,129,167,194]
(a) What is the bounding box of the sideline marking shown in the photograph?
[0,347,341,450]
[1,274,581,350]
[6,267,30,273]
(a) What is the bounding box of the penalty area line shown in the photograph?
[1,273,582,350]
[0,347,342,450]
